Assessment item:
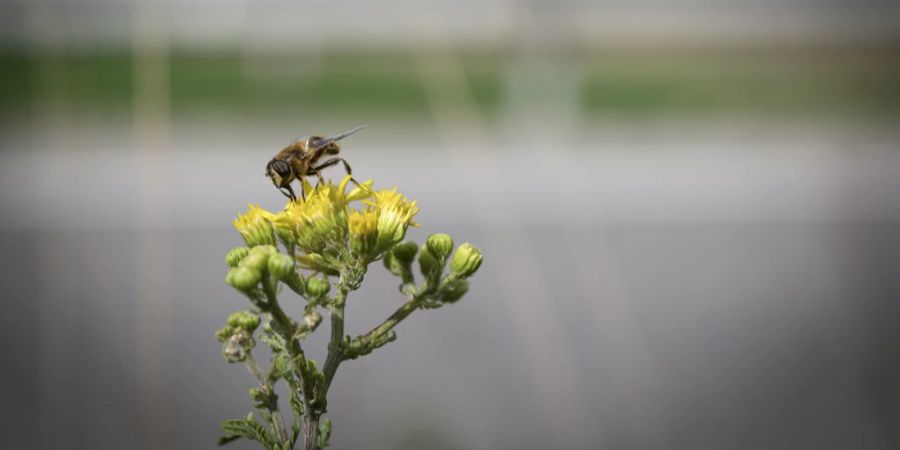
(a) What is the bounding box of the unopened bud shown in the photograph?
[267,252,294,279]
[426,233,454,261]
[392,241,419,263]
[227,266,262,291]
[240,248,270,272]
[215,325,234,343]
[306,276,331,298]
[227,310,260,332]
[418,244,438,276]
[440,278,470,303]
[450,243,483,278]
[383,251,403,276]
[225,247,250,267]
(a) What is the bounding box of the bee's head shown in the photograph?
[266,159,292,187]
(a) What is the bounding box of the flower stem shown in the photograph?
[356,296,420,348]
[303,414,320,450]
[322,283,348,393]
[260,276,317,443]
[244,355,289,445]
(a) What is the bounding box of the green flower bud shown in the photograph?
[418,244,438,276]
[227,266,262,291]
[225,247,250,267]
[450,243,483,277]
[249,244,277,258]
[440,278,470,303]
[240,252,269,273]
[227,310,260,332]
[306,276,331,298]
[392,241,419,263]
[267,252,294,279]
[215,325,234,343]
[383,251,403,276]
[426,233,454,261]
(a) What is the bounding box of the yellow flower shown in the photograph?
[278,176,375,255]
[233,204,276,247]
[348,209,378,256]
[232,177,415,269]
[271,209,297,246]
[366,188,419,252]
[293,186,347,254]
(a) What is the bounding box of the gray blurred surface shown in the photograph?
[2,222,899,449]
[3,1,900,449]
[1,123,900,449]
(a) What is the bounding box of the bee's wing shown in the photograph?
[289,134,308,145]
[310,124,367,152]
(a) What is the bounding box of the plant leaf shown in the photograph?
[218,412,280,449]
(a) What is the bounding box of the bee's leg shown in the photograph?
[294,180,306,202]
[283,183,298,202]
[307,169,325,187]
[312,157,360,188]
[279,187,295,201]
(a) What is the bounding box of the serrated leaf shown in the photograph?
[218,413,280,449]
[288,389,304,448]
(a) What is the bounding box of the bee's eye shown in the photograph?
[273,161,291,176]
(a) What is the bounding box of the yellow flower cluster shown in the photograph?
[232,176,418,271]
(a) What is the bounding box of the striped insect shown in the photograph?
[265,125,365,201]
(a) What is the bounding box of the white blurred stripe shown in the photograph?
[133,2,173,449]
[2,142,900,230]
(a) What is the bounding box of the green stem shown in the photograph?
[356,296,421,349]
[260,276,315,437]
[244,355,289,445]
[303,414,320,450]
[322,283,348,393]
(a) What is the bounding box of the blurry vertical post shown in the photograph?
[29,2,76,450]
[133,1,172,449]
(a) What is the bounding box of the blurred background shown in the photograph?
[1,1,899,449]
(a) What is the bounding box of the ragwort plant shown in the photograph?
[218,176,483,450]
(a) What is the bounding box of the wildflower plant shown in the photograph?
[218,176,483,450]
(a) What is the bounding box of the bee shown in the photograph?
[265,125,366,201]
